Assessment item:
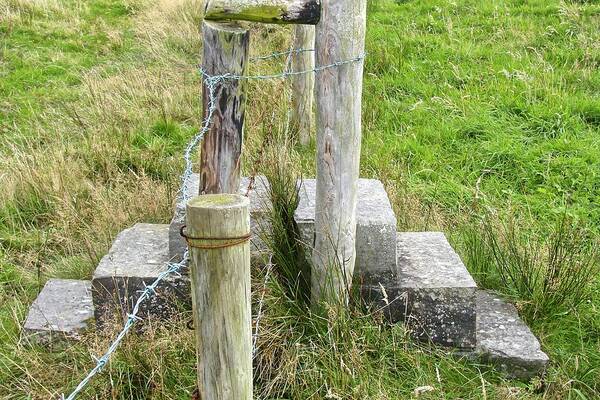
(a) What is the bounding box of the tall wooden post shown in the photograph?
[185,194,252,400]
[311,0,367,304]
[200,21,250,195]
[291,25,315,145]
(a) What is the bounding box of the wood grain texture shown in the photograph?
[186,194,252,400]
[311,0,367,305]
[291,25,315,145]
[204,0,321,25]
[200,21,249,195]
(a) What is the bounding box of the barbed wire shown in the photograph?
[62,47,365,400]
[250,47,314,61]
[200,52,366,82]
[62,256,188,400]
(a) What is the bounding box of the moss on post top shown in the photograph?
[205,5,287,24]
[204,0,321,25]
[187,194,249,209]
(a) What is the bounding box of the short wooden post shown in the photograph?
[291,25,315,145]
[200,21,250,195]
[311,0,367,304]
[185,194,252,400]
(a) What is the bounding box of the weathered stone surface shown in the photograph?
[474,291,549,379]
[169,174,271,261]
[22,279,94,344]
[365,232,477,349]
[294,178,397,284]
[93,223,190,327]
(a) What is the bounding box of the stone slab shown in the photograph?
[169,174,271,261]
[294,178,397,284]
[92,223,190,327]
[22,279,94,344]
[474,290,549,379]
[364,232,477,349]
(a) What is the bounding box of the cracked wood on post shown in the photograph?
[291,25,315,145]
[186,194,252,400]
[311,0,367,304]
[204,0,321,25]
[200,21,249,195]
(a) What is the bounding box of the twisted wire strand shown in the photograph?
[250,47,314,61]
[200,52,366,82]
[63,256,188,400]
[62,49,365,400]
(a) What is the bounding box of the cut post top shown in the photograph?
[187,194,250,210]
[185,194,250,247]
[204,0,320,25]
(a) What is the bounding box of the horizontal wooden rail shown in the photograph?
[204,0,320,25]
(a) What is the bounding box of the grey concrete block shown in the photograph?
[169,174,271,261]
[365,232,477,349]
[22,279,94,345]
[474,291,549,379]
[294,178,397,284]
[93,223,190,327]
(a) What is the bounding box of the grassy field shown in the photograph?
[1,0,599,398]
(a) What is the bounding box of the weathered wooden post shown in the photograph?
[200,2,321,194]
[200,21,250,195]
[204,0,320,24]
[311,0,367,304]
[291,25,315,145]
[185,194,252,399]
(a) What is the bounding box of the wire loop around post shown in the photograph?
[179,225,251,249]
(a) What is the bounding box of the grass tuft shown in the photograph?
[257,119,312,306]
[461,212,599,322]
[484,214,598,322]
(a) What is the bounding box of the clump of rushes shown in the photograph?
[256,121,312,306]
[478,213,599,321]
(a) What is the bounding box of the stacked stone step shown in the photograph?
[92,177,270,327]
[295,179,476,348]
[293,177,548,377]
[22,174,548,379]
[22,279,94,345]
[91,223,190,327]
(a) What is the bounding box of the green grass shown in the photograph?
[362,0,600,230]
[1,0,599,398]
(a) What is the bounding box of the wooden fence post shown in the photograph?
[311,0,367,304]
[200,21,250,195]
[185,194,252,400]
[291,25,315,145]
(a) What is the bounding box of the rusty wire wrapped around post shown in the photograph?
[180,225,251,249]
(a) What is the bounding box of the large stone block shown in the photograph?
[474,291,549,379]
[294,178,397,284]
[169,174,271,261]
[365,232,477,349]
[22,279,94,345]
[92,223,190,327]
